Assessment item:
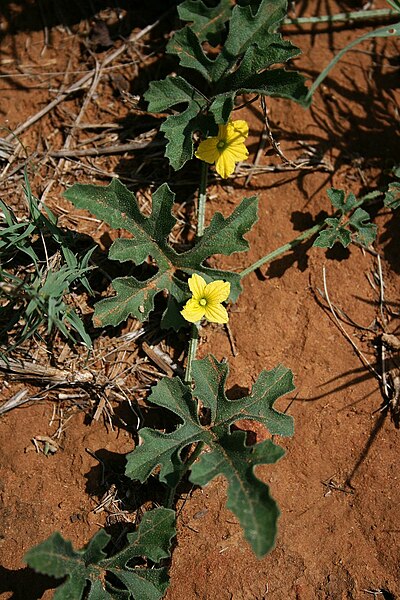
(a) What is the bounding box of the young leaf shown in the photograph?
[313,218,352,248]
[177,0,232,44]
[146,0,307,169]
[64,181,258,327]
[169,0,290,82]
[25,508,176,600]
[326,188,357,214]
[348,207,377,247]
[384,181,400,210]
[313,189,377,249]
[126,355,294,557]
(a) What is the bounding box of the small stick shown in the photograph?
[41,58,103,202]
[376,253,387,328]
[48,139,164,158]
[5,15,167,142]
[0,356,97,384]
[316,287,375,331]
[0,389,29,415]
[141,341,174,377]
[225,322,238,357]
[245,128,268,187]
[260,96,293,165]
[322,266,381,380]
[92,392,108,422]
[236,157,333,175]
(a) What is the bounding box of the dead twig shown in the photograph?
[260,96,293,165]
[245,128,269,187]
[0,389,30,415]
[0,356,98,385]
[48,139,164,158]
[322,267,381,381]
[224,322,238,357]
[236,156,333,175]
[4,15,166,143]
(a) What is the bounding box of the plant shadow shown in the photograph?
[0,565,63,600]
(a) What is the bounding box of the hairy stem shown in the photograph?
[240,223,323,279]
[284,8,397,26]
[165,168,209,508]
[240,190,382,279]
[197,162,208,238]
[183,164,209,385]
[184,323,199,384]
[165,441,205,508]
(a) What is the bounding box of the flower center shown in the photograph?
[199,298,207,306]
[217,140,226,150]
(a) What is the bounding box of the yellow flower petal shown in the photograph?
[204,302,229,324]
[204,280,231,304]
[188,273,207,300]
[195,119,249,177]
[215,151,236,178]
[217,123,229,140]
[227,120,249,139]
[195,138,220,164]
[181,298,206,323]
[225,141,249,161]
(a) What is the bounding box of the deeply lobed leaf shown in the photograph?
[177,0,232,44]
[313,188,377,249]
[25,508,175,600]
[348,208,377,247]
[326,188,357,214]
[65,181,258,328]
[384,181,400,210]
[145,77,211,169]
[126,355,294,557]
[145,0,308,169]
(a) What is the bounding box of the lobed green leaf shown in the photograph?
[147,0,307,169]
[313,218,352,248]
[313,189,377,249]
[126,355,294,557]
[65,181,258,327]
[177,0,232,44]
[384,181,400,210]
[348,208,377,247]
[326,188,357,214]
[25,508,175,600]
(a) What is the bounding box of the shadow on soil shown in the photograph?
[1,0,179,36]
[0,565,62,600]
[264,208,354,279]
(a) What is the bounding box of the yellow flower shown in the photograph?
[181,273,230,324]
[195,120,249,178]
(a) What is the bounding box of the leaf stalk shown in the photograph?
[197,162,208,238]
[284,8,397,26]
[185,323,199,384]
[165,440,205,508]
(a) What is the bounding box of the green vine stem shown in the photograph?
[183,162,209,386]
[184,323,199,384]
[165,440,205,508]
[240,190,382,279]
[240,222,323,279]
[166,164,209,505]
[170,163,210,505]
[283,8,397,26]
[197,161,208,238]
